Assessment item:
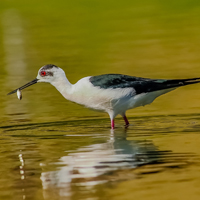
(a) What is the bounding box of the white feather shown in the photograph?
[51,76,174,119]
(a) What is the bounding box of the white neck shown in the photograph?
[51,77,74,100]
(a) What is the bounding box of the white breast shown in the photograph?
[69,77,135,112]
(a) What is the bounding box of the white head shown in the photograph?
[7,64,67,95]
[37,64,66,84]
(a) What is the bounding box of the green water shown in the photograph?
[1,0,200,200]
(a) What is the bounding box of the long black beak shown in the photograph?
[7,78,38,95]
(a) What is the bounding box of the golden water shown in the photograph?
[1,1,200,200]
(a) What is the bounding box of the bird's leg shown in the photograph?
[123,115,129,127]
[111,119,115,129]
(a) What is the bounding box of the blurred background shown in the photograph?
[1,0,200,124]
[1,1,200,200]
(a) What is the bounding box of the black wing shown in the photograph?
[89,74,200,95]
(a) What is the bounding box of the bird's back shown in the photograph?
[90,74,200,94]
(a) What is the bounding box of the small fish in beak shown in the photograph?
[7,78,38,95]
[17,89,22,100]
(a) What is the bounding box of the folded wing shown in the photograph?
[90,74,200,95]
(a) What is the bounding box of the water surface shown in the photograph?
[1,1,200,200]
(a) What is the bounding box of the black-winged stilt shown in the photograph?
[7,64,200,129]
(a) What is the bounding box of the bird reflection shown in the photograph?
[40,130,160,197]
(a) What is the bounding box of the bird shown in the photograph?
[7,64,200,129]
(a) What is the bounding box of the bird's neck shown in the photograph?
[51,77,74,100]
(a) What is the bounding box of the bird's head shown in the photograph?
[7,64,66,95]
[37,64,66,84]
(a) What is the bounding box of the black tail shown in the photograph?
[133,77,200,94]
[163,77,200,88]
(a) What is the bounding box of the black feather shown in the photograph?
[90,74,200,94]
[41,64,58,70]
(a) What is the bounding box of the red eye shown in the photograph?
[40,71,46,76]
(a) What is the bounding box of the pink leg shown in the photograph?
[123,115,129,127]
[111,119,115,129]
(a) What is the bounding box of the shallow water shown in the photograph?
[1,1,200,200]
[1,115,200,200]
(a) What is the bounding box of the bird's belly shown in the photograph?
[70,94,112,112]
[66,87,174,117]
[69,86,134,112]
[127,88,175,109]
[111,88,175,114]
